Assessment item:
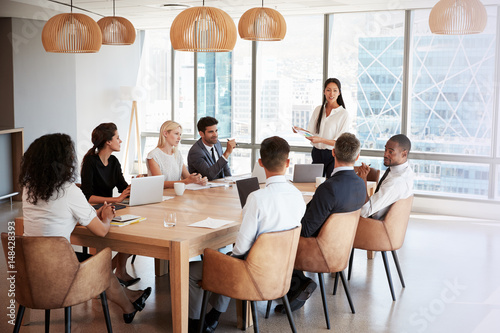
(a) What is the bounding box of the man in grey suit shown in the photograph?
[188,117,236,180]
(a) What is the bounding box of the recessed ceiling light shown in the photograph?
[147,3,192,10]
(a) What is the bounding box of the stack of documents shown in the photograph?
[111,214,146,227]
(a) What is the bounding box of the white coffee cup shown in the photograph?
[315,176,326,187]
[174,182,186,196]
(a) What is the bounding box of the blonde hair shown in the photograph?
[157,121,182,149]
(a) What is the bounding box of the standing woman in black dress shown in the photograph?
[294,78,351,178]
[81,122,139,287]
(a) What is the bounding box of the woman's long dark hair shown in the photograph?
[19,133,77,205]
[81,122,118,168]
[315,78,346,134]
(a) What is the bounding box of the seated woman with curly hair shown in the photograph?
[20,133,151,324]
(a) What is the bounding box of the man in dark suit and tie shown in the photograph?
[276,132,367,314]
[187,117,236,180]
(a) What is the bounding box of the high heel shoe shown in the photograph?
[123,310,138,324]
[133,287,152,311]
[118,277,141,287]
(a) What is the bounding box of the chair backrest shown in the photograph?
[1,233,81,309]
[295,210,361,273]
[354,166,380,184]
[244,226,301,299]
[382,195,414,250]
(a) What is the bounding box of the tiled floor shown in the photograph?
[0,200,499,332]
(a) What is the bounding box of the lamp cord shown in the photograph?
[113,0,115,16]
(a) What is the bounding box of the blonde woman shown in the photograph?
[147,121,207,188]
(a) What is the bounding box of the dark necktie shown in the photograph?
[211,147,224,178]
[211,147,216,163]
[374,167,390,194]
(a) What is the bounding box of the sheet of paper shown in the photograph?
[301,191,315,196]
[163,196,175,201]
[188,217,236,229]
[111,217,147,227]
[185,183,227,190]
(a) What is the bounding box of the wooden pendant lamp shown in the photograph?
[238,1,286,41]
[41,0,101,53]
[170,0,237,52]
[97,0,136,45]
[429,0,487,35]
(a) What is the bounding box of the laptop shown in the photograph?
[292,164,324,183]
[251,161,267,184]
[124,175,164,206]
[236,177,260,208]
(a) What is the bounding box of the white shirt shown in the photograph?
[203,141,227,162]
[361,161,414,220]
[307,105,351,150]
[331,166,354,177]
[232,175,306,257]
[147,147,183,181]
[23,183,97,242]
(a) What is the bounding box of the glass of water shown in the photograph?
[163,212,177,228]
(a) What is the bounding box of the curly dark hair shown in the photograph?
[19,133,77,205]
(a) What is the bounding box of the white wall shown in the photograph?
[12,18,77,148]
[9,18,143,177]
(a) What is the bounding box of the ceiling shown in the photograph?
[1,0,497,30]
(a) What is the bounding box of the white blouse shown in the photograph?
[306,105,351,150]
[23,183,96,242]
[147,147,183,181]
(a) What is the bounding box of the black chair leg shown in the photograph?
[131,255,137,264]
[45,309,50,333]
[281,296,297,333]
[265,300,272,318]
[318,273,330,329]
[391,250,405,288]
[64,307,71,333]
[241,300,247,331]
[250,301,259,333]
[332,272,339,295]
[199,290,211,333]
[82,246,88,255]
[339,270,355,314]
[348,248,355,280]
[381,251,396,301]
[100,292,113,333]
[13,305,25,333]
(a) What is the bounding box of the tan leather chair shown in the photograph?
[199,227,301,333]
[354,166,380,184]
[1,233,113,333]
[348,196,414,301]
[287,210,361,329]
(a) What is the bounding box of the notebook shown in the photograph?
[292,164,324,183]
[124,175,164,206]
[236,177,260,208]
[251,161,267,184]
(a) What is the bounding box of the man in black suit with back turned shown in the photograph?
[187,116,236,180]
[276,132,367,313]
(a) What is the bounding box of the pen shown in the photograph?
[227,138,238,146]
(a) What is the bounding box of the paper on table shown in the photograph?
[185,183,226,190]
[188,217,236,229]
[301,191,315,196]
[111,217,147,227]
[163,196,175,201]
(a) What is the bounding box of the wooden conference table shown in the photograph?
[68,179,375,333]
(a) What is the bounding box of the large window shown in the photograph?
[138,7,500,202]
[329,11,406,150]
[256,15,323,147]
[410,8,497,156]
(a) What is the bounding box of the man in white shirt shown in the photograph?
[358,134,414,220]
[188,136,306,333]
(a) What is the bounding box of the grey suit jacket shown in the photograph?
[187,139,232,180]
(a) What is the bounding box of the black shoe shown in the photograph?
[205,319,219,333]
[274,298,306,314]
[133,287,152,311]
[188,318,201,333]
[118,277,141,287]
[295,278,317,301]
[123,310,138,324]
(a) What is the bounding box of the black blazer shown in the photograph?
[187,139,232,180]
[300,169,366,237]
